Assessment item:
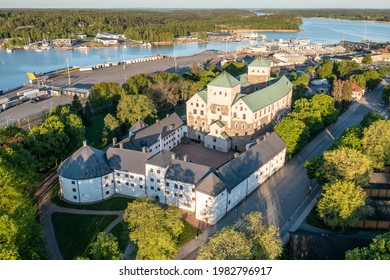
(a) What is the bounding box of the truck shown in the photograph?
[22,89,40,98]
[1,99,19,112]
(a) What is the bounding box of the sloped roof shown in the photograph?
[197,90,207,103]
[211,120,225,128]
[208,71,240,88]
[130,120,148,133]
[146,149,173,168]
[218,132,286,192]
[58,144,112,180]
[196,171,226,196]
[106,147,151,175]
[249,57,271,68]
[239,76,293,112]
[166,159,211,185]
[123,113,183,151]
[220,131,230,140]
[237,73,251,88]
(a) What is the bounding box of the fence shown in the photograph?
[354,220,390,230]
[365,188,390,198]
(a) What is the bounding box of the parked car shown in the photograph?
[30,97,40,103]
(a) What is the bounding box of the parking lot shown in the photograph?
[0,95,73,128]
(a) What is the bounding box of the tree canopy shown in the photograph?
[317,180,372,230]
[116,94,157,125]
[123,197,184,260]
[274,117,310,155]
[346,232,390,260]
[89,232,123,260]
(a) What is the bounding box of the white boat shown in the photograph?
[35,49,43,52]
[6,48,14,53]
[75,46,89,51]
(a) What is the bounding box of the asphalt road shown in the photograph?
[176,81,387,260]
[0,96,73,128]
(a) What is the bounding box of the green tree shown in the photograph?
[335,60,361,77]
[330,125,362,151]
[123,74,152,95]
[362,120,390,170]
[0,244,20,260]
[117,94,157,125]
[360,112,383,128]
[71,94,83,117]
[293,73,309,86]
[316,59,333,79]
[346,232,390,260]
[350,74,366,89]
[317,180,371,231]
[89,232,123,260]
[222,61,247,77]
[89,82,123,113]
[322,147,372,185]
[304,66,315,74]
[274,117,311,155]
[331,78,343,110]
[242,212,282,260]
[197,227,252,260]
[83,101,92,126]
[123,197,184,260]
[363,69,381,90]
[362,54,373,64]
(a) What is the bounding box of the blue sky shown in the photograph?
[1,0,389,9]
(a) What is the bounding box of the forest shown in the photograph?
[0,9,301,43]
[264,9,390,22]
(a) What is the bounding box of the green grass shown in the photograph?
[51,182,134,211]
[85,112,107,149]
[52,213,118,259]
[305,207,329,229]
[178,221,199,247]
[110,221,130,252]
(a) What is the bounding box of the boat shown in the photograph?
[6,48,14,53]
[35,49,43,52]
[75,45,90,51]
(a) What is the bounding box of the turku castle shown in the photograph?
[187,57,293,152]
[57,57,291,225]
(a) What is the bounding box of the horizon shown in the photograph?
[1,0,390,9]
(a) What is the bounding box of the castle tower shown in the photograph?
[247,57,271,86]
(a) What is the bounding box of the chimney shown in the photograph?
[245,145,251,151]
[142,146,147,153]
[266,132,270,137]
[256,138,261,144]
[234,152,240,158]
[171,153,176,160]
[166,113,170,118]
[119,143,123,149]
[83,140,87,147]
[183,155,188,162]
[156,119,160,124]
[113,137,117,146]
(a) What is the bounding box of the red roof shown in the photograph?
[340,80,363,92]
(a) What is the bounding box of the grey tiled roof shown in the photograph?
[58,145,112,180]
[166,159,211,185]
[123,113,183,151]
[196,171,226,196]
[106,147,151,175]
[146,149,173,168]
[130,120,148,133]
[218,132,286,192]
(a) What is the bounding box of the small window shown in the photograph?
[174,184,178,189]
[150,178,154,182]
[243,114,246,120]
[140,185,143,189]
[105,184,109,187]
[260,171,263,175]
[139,177,143,180]
[157,188,161,191]
[179,185,183,190]
[131,183,134,187]
[192,188,195,192]
[151,186,154,190]
[179,194,183,198]
[235,123,238,129]
[174,193,178,197]
[192,197,196,201]
[72,188,76,192]
[217,107,220,111]
[71,181,76,185]
[196,103,199,107]
[106,191,110,195]
[125,174,129,178]
[193,109,197,114]
[130,175,134,179]
[157,179,160,184]
[225,92,227,97]
[165,191,169,195]
[73,196,77,200]
[117,180,120,184]
[117,172,120,176]
[166,182,169,187]
[200,110,204,115]
[150,169,154,173]
[157,170,161,174]
[126,182,129,186]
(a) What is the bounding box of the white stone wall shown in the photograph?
[165,179,196,211]
[114,170,146,198]
[195,190,228,225]
[227,180,247,212]
[145,164,168,204]
[204,134,231,153]
[248,66,270,77]
[147,126,187,156]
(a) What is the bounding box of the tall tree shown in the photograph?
[242,212,282,260]
[322,147,372,186]
[123,197,184,260]
[346,232,390,260]
[360,112,383,128]
[89,232,123,260]
[362,120,390,170]
[89,82,123,113]
[197,227,252,260]
[317,180,372,231]
[71,94,83,117]
[117,94,157,125]
[316,59,333,79]
[123,74,152,95]
[362,54,373,64]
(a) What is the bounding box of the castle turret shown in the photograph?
[247,57,271,85]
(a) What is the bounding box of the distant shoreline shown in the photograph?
[306,17,390,25]
[231,29,301,33]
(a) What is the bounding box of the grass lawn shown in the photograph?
[51,181,133,211]
[178,221,199,247]
[86,112,107,149]
[110,221,130,252]
[52,213,118,259]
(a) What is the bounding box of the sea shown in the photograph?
[1,17,390,91]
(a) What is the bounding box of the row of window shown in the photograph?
[191,102,205,108]
[193,109,205,115]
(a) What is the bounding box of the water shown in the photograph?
[1,17,390,90]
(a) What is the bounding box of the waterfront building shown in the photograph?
[96,32,126,40]
[94,37,119,46]
[186,57,293,152]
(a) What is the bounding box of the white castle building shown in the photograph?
[58,57,292,225]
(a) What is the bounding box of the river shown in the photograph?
[1,17,390,90]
